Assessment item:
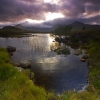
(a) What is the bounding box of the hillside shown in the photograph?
[15,24,25,30]
[2,26,23,31]
[53,21,100,35]
[25,24,63,33]
[0,26,28,36]
[25,26,57,33]
[71,21,100,31]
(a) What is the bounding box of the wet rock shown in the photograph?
[55,37,62,43]
[80,54,89,62]
[74,49,82,55]
[6,46,16,52]
[73,88,77,93]
[82,54,89,59]
[31,34,34,36]
[8,52,13,56]
[80,58,87,62]
[78,41,83,44]
[15,67,24,72]
[17,60,32,69]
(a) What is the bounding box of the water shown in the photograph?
[0,34,88,93]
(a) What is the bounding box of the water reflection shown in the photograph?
[0,34,88,93]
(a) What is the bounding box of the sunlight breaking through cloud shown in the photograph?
[45,12,65,21]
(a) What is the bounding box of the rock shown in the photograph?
[18,60,32,69]
[78,41,83,44]
[80,58,87,62]
[73,88,76,93]
[74,49,82,55]
[81,54,89,59]
[15,67,24,72]
[18,50,20,52]
[80,54,89,62]
[55,37,62,43]
[6,46,16,52]
[31,34,34,36]
[9,52,13,56]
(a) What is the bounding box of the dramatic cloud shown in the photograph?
[0,0,100,27]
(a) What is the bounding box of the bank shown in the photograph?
[0,48,48,100]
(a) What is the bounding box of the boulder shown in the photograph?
[55,37,62,43]
[8,52,13,56]
[17,60,32,69]
[80,58,87,62]
[80,54,89,62]
[15,67,24,72]
[74,49,82,55]
[6,46,16,52]
[81,54,89,59]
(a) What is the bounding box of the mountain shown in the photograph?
[71,21,85,31]
[53,21,100,35]
[15,24,25,30]
[71,21,84,26]
[0,25,28,36]
[71,21,100,31]
[26,27,51,32]
[25,24,64,33]
[25,26,59,32]
[1,26,23,31]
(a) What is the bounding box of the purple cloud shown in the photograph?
[0,0,100,26]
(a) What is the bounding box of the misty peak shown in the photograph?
[15,24,25,30]
[71,21,84,26]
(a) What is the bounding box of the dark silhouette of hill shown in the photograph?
[53,21,100,35]
[71,21,100,31]
[2,26,23,31]
[0,25,28,36]
[25,24,63,32]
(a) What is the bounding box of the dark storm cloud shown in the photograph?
[59,0,100,18]
[59,0,85,18]
[0,0,100,26]
[0,0,58,22]
[0,0,42,22]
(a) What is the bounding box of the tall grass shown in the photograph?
[0,48,47,100]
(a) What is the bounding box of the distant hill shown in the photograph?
[71,21,100,31]
[0,25,28,36]
[2,26,23,31]
[53,21,100,35]
[26,27,51,32]
[15,24,25,30]
[1,21,100,36]
[26,24,65,33]
[25,25,61,33]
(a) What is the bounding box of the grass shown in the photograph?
[0,48,47,100]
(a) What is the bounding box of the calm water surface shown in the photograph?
[0,34,88,93]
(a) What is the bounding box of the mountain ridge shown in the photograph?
[1,21,100,33]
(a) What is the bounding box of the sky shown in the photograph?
[0,0,100,27]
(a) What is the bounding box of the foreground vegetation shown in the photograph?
[0,48,48,100]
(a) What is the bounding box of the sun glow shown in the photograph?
[44,0,52,3]
[45,12,65,21]
[26,19,44,23]
[43,0,59,4]
[49,37,54,43]
[26,12,65,24]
